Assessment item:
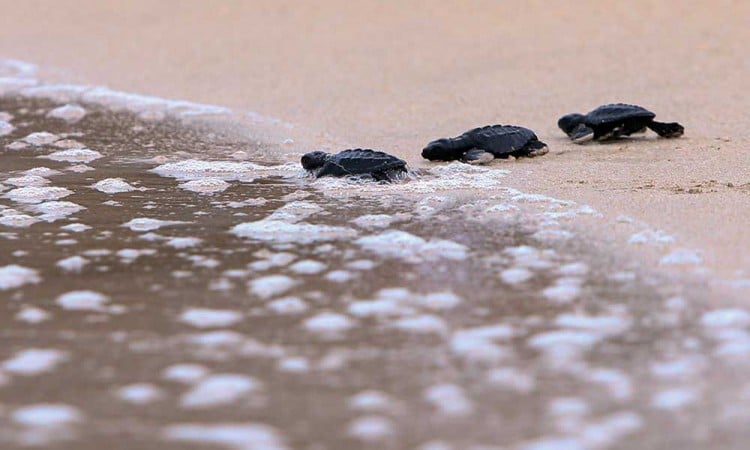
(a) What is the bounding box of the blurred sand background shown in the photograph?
[1,0,749,280]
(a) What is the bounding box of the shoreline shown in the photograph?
[2,58,742,304]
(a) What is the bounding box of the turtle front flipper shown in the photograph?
[316,161,352,178]
[461,149,495,165]
[570,123,595,144]
[647,121,684,138]
[512,139,549,158]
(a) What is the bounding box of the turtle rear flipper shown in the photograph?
[647,121,684,138]
[570,123,595,144]
[461,149,495,165]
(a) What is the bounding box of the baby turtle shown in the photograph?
[301,149,408,181]
[422,125,548,165]
[558,103,684,144]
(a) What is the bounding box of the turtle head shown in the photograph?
[301,151,328,171]
[422,138,460,161]
[557,113,586,135]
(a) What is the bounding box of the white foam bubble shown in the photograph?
[23,132,59,146]
[527,330,601,363]
[542,278,583,304]
[650,358,702,379]
[42,148,103,163]
[32,201,85,221]
[504,245,554,269]
[348,390,397,412]
[4,186,73,204]
[2,348,67,375]
[500,267,533,284]
[4,175,50,187]
[579,411,643,449]
[161,364,209,384]
[416,441,454,450]
[19,83,90,102]
[248,252,296,271]
[650,388,698,410]
[288,260,327,274]
[91,178,139,194]
[423,383,473,416]
[628,229,675,246]
[248,275,296,299]
[116,383,164,404]
[12,404,82,427]
[450,325,514,364]
[486,368,535,393]
[232,219,357,244]
[325,270,355,283]
[53,139,86,149]
[55,290,109,311]
[266,297,309,315]
[554,314,631,335]
[277,357,310,373]
[349,298,410,318]
[347,259,377,270]
[700,308,750,329]
[0,265,40,290]
[348,415,396,442]
[56,255,89,272]
[151,159,293,182]
[352,214,397,229]
[66,164,95,173]
[179,178,231,194]
[163,423,288,450]
[15,307,51,324]
[166,237,203,249]
[180,374,260,408]
[518,438,583,450]
[0,212,40,227]
[116,248,156,262]
[0,120,14,136]
[180,308,243,328]
[0,76,37,95]
[391,314,449,335]
[304,312,355,335]
[659,249,703,266]
[356,230,467,263]
[46,104,87,123]
[21,168,60,180]
[123,217,186,232]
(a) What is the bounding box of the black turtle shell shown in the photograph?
[585,104,655,125]
[461,125,539,156]
[327,149,407,175]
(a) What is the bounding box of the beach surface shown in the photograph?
[2,1,750,449]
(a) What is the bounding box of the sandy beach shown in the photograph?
[2,1,750,449]
[2,0,748,280]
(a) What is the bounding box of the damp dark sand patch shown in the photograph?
[1,96,750,450]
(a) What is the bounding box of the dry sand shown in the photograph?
[1,0,749,279]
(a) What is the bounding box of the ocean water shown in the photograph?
[2,82,750,449]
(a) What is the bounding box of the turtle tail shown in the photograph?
[647,121,684,138]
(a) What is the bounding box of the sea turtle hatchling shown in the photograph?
[558,103,684,144]
[421,125,549,165]
[301,149,408,181]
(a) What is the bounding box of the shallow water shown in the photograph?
[1,96,750,450]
